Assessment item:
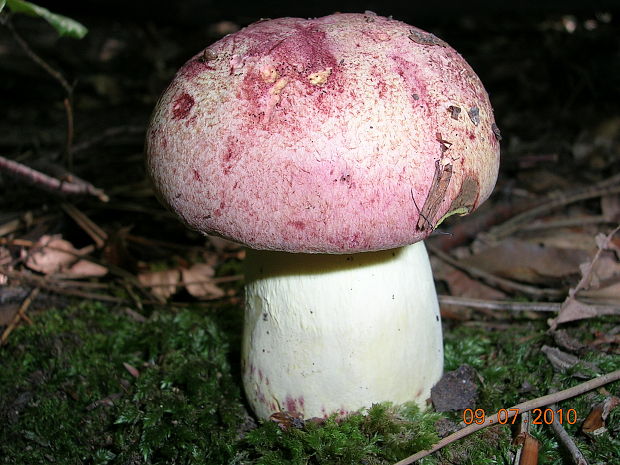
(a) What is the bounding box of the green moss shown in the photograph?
[1,304,619,464]
[0,303,244,465]
[242,403,440,465]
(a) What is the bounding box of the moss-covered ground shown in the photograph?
[1,301,618,464]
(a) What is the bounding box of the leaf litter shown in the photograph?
[1,6,620,465]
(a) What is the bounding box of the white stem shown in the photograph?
[242,242,443,419]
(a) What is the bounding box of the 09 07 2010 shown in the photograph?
[463,408,578,425]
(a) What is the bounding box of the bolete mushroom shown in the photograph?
[146,12,500,419]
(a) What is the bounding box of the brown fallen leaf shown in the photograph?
[181,263,225,299]
[602,195,620,222]
[0,304,18,326]
[432,257,506,300]
[590,331,620,350]
[541,345,599,378]
[551,298,620,327]
[20,234,105,277]
[269,411,305,430]
[137,269,181,301]
[122,362,140,378]
[550,226,620,329]
[23,235,80,274]
[582,396,620,435]
[460,238,588,285]
[0,246,11,284]
[64,259,108,278]
[582,279,620,300]
[515,432,540,465]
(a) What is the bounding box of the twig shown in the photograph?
[428,244,564,299]
[71,125,145,154]
[439,295,620,315]
[549,404,588,465]
[1,238,159,302]
[487,178,620,241]
[0,155,109,202]
[2,16,72,94]
[2,16,75,160]
[63,97,75,168]
[522,216,611,231]
[61,203,108,247]
[394,369,620,464]
[439,295,560,312]
[1,287,39,345]
[1,268,127,303]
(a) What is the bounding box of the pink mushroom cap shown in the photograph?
[146,12,500,253]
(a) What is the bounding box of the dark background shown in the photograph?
[1,0,619,232]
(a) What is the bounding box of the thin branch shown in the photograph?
[0,155,109,201]
[3,16,72,94]
[3,15,76,164]
[549,404,588,465]
[394,369,620,464]
[61,203,108,247]
[428,244,564,299]
[438,295,620,315]
[487,178,620,241]
[63,97,75,168]
[439,295,560,312]
[1,287,39,345]
[71,125,145,154]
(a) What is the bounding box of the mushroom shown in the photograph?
[146,13,500,419]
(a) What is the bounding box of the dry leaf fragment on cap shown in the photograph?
[582,396,620,435]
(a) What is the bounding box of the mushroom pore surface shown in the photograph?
[146,13,500,253]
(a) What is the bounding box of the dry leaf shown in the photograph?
[181,263,225,299]
[552,298,619,326]
[137,269,181,300]
[582,278,620,302]
[65,259,108,278]
[582,396,620,435]
[515,432,540,465]
[523,231,597,252]
[24,235,80,274]
[0,247,11,284]
[460,238,588,285]
[0,304,18,326]
[122,362,140,378]
[541,345,598,377]
[269,411,305,430]
[591,252,620,285]
[601,195,620,222]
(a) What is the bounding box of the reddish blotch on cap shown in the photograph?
[146,12,500,253]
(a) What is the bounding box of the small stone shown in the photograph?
[431,364,478,412]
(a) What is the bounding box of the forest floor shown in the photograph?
[1,4,619,464]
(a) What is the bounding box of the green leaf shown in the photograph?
[0,0,7,14]
[6,0,87,38]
